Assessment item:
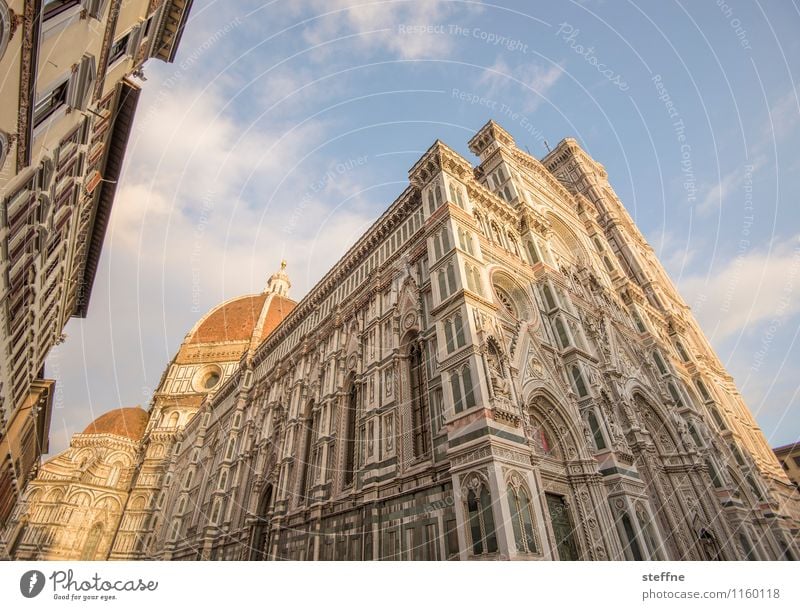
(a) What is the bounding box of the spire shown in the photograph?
[266,260,291,297]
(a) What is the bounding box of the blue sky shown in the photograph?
[45,0,800,454]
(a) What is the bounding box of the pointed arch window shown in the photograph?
[571,365,589,398]
[343,383,358,487]
[667,382,684,407]
[696,379,711,401]
[541,283,557,311]
[466,480,498,555]
[706,459,723,488]
[298,401,315,501]
[745,475,765,502]
[618,511,644,561]
[451,364,476,414]
[652,350,668,375]
[675,339,691,362]
[446,261,457,295]
[587,410,606,450]
[458,228,475,255]
[636,505,662,560]
[525,239,541,265]
[507,481,538,553]
[631,309,647,333]
[739,532,758,560]
[554,317,571,349]
[409,340,430,459]
[81,523,104,560]
[688,421,703,448]
[225,437,236,460]
[437,269,448,300]
[490,221,503,245]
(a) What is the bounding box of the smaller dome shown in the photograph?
[82,407,149,441]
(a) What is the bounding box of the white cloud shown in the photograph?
[477,56,563,112]
[678,235,800,341]
[697,157,765,214]
[295,0,481,60]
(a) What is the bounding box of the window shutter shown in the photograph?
[68,54,96,111]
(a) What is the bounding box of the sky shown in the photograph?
[44,0,800,455]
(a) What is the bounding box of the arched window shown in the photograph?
[167,412,180,428]
[571,365,589,398]
[652,351,668,375]
[688,422,703,448]
[587,410,606,450]
[443,318,455,353]
[706,402,727,431]
[526,239,541,265]
[541,284,557,310]
[706,459,723,488]
[745,475,764,502]
[437,269,448,300]
[739,532,758,560]
[444,313,466,352]
[409,340,430,459]
[490,221,503,245]
[631,309,647,333]
[675,340,690,362]
[225,438,236,460]
[729,443,746,466]
[603,256,614,272]
[466,480,498,555]
[451,364,476,414]
[554,317,571,349]
[507,234,520,257]
[298,402,315,501]
[434,184,442,207]
[427,191,435,215]
[469,265,482,296]
[343,382,358,487]
[466,265,477,293]
[667,382,684,407]
[448,182,465,209]
[695,379,711,401]
[177,496,187,515]
[459,228,474,255]
[453,313,465,348]
[211,498,222,524]
[618,511,644,561]
[183,469,194,490]
[507,482,538,553]
[107,463,121,487]
[636,506,662,560]
[446,261,457,295]
[81,523,104,560]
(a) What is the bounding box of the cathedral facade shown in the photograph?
[5,121,799,561]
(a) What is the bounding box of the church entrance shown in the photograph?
[546,493,580,561]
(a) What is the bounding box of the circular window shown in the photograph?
[0,3,10,63]
[203,371,220,389]
[0,131,8,171]
[193,365,223,392]
[495,287,517,318]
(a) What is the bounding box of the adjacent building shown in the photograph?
[5,122,799,561]
[775,443,800,491]
[0,0,193,534]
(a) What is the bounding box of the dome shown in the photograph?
[187,293,269,344]
[82,407,149,441]
[259,294,296,340]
